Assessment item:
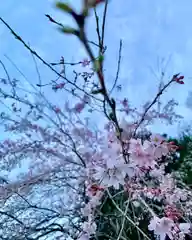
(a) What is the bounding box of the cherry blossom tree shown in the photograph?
[0,0,191,240]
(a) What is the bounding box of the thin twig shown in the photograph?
[29,43,42,93]
[117,195,130,240]
[0,17,93,98]
[109,39,122,95]
[133,75,177,136]
[101,0,109,51]
[94,8,102,48]
[107,189,151,240]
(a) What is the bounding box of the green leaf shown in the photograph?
[93,59,100,72]
[98,54,104,63]
[56,2,73,13]
[59,27,78,35]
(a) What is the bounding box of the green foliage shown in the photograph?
[56,2,73,13]
[59,26,78,35]
[95,188,154,240]
[166,134,192,186]
[95,132,192,239]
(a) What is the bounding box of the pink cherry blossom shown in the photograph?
[81,203,92,217]
[179,223,191,234]
[148,216,174,240]
[81,58,90,67]
[82,220,97,236]
[150,133,165,145]
[128,139,155,167]
[89,191,103,207]
[93,158,134,189]
[74,102,85,113]
[77,233,89,240]
[154,143,169,158]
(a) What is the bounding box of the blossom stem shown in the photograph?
[139,196,156,217]
[116,197,130,240]
[107,189,151,240]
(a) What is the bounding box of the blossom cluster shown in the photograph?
[78,120,192,239]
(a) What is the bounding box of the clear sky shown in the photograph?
[0,0,192,139]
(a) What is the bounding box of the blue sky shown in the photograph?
[0,0,192,139]
[0,2,192,236]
